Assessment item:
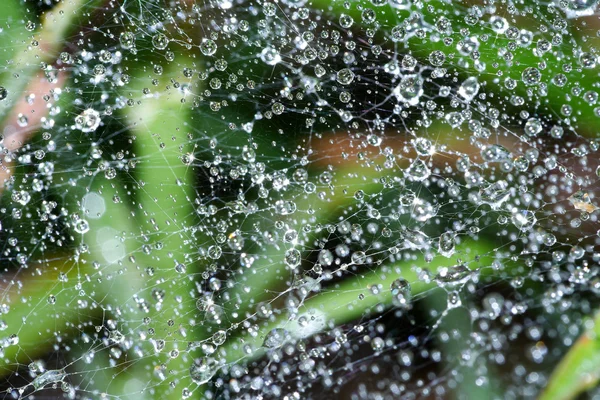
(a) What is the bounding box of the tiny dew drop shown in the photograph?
[521,67,541,86]
[428,50,445,66]
[405,159,431,181]
[438,232,456,257]
[339,14,354,28]
[579,52,597,69]
[458,77,479,102]
[260,46,281,65]
[271,102,285,115]
[435,265,473,289]
[285,248,301,268]
[447,290,462,309]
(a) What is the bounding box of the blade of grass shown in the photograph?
[0,0,104,124]
[539,312,600,400]
[121,57,201,399]
[0,257,94,369]
[221,163,387,323]
[220,238,497,365]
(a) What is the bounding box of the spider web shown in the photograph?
[0,0,599,399]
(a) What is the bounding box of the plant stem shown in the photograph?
[539,311,600,400]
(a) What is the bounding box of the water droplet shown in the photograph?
[351,251,366,264]
[401,55,417,71]
[447,290,462,309]
[511,210,537,231]
[458,77,479,102]
[489,16,509,34]
[435,264,473,288]
[481,144,512,162]
[75,109,101,133]
[190,357,219,384]
[207,245,222,260]
[336,68,355,85]
[438,232,456,257]
[391,278,411,308]
[260,46,281,65]
[285,248,301,268]
[428,50,446,66]
[271,102,285,115]
[31,369,65,390]
[339,14,354,28]
[152,33,169,50]
[371,337,385,351]
[524,118,543,137]
[521,67,541,86]
[212,330,227,346]
[200,39,218,56]
[405,159,431,181]
[393,75,423,105]
[569,190,599,213]
[412,137,434,156]
[120,31,135,49]
[73,219,90,234]
[480,181,510,210]
[580,52,597,69]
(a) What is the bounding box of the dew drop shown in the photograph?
[336,68,355,85]
[200,39,218,56]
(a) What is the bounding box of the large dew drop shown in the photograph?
[190,357,219,385]
[74,109,101,133]
[31,369,66,390]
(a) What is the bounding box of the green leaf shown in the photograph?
[540,313,600,400]
[315,0,600,133]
